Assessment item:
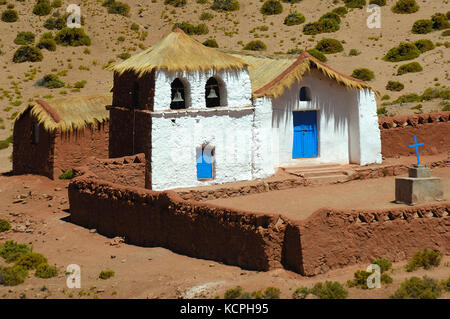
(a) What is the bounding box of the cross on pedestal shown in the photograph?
[408,136,424,166]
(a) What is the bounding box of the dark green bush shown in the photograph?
[413,39,434,53]
[14,32,36,45]
[392,93,421,104]
[373,258,393,273]
[164,0,187,7]
[35,263,58,278]
[386,80,404,91]
[202,39,218,48]
[0,219,11,232]
[41,74,65,88]
[344,0,366,9]
[303,22,323,35]
[351,68,375,81]
[44,16,66,30]
[104,0,130,16]
[243,40,267,51]
[310,281,348,299]
[383,42,421,62]
[13,46,43,63]
[74,80,87,88]
[431,13,449,30]
[0,265,28,286]
[224,286,243,299]
[332,6,348,17]
[0,241,32,263]
[211,0,240,12]
[99,269,115,280]
[391,276,441,299]
[440,276,450,292]
[397,61,423,75]
[392,0,419,14]
[315,38,344,54]
[307,49,327,62]
[260,0,283,15]
[59,169,74,179]
[172,22,209,35]
[412,19,433,34]
[14,252,47,270]
[37,38,57,51]
[292,287,309,299]
[349,49,361,56]
[442,30,450,36]
[33,0,52,16]
[55,28,91,46]
[262,287,280,299]
[347,269,393,289]
[1,9,18,22]
[303,18,340,35]
[200,12,214,21]
[369,0,386,6]
[320,12,341,24]
[51,0,62,8]
[284,12,305,26]
[405,248,442,272]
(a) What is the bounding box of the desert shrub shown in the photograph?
[1,9,18,22]
[202,39,218,48]
[0,219,11,232]
[117,52,131,60]
[224,286,243,299]
[381,94,390,100]
[104,0,130,16]
[320,12,341,24]
[55,28,91,46]
[369,0,386,6]
[260,0,282,15]
[13,46,43,63]
[74,80,87,88]
[14,252,47,270]
[412,20,433,34]
[431,13,449,30]
[347,270,393,289]
[99,270,115,280]
[0,135,13,150]
[284,11,305,26]
[315,38,344,54]
[386,80,404,91]
[318,18,340,33]
[33,0,52,16]
[43,16,66,30]
[0,241,32,263]
[442,30,450,36]
[351,68,375,81]
[243,40,267,51]
[373,258,393,273]
[413,39,434,53]
[392,0,419,14]
[377,106,388,116]
[310,281,348,299]
[397,62,423,75]
[307,49,327,62]
[164,0,187,7]
[405,248,442,272]
[35,263,58,278]
[130,23,139,31]
[349,49,361,56]
[332,6,348,17]
[292,287,309,299]
[344,0,366,9]
[262,287,280,299]
[440,276,450,292]
[0,265,28,286]
[172,22,209,35]
[51,0,62,8]
[303,22,323,35]
[41,74,65,88]
[392,93,420,104]
[59,169,74,179]
[14,32,35,45]
[200,12,214,21]
[211,0,240,12]
[383,42,420,62]
[391,276,441,299]
[37,38,57,51]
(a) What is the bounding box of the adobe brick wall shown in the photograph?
[53,122,109,178]
[379,112,450,158]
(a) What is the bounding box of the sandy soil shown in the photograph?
[0,173,449,299]
[207,166,450,220]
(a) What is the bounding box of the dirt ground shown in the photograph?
[207,166,450,220]
[0,173,449,299]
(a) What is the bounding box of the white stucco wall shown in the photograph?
[252,97,274,178]
[271,69,354,167]
[151,108,255,190]
[153,68,252,111]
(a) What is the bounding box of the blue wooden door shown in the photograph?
[196,148,213,179]
[292,111,318,158]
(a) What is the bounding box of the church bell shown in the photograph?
[172,90,184,102]
[207,87,218,99]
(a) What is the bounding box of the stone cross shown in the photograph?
[408,136,424,166]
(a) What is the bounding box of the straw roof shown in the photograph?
[109,29,248,76]
[230,51,378,99]
[15,93,112,133]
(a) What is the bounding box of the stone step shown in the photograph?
[307,174,350,185]
[283,163,342,173]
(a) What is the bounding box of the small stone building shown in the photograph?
[13,93,111,179]
[108,29,382,190]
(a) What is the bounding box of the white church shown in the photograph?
[109,29,382,190]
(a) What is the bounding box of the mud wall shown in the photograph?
[379,112,450,158]
[53,122,109,178]
[285,204,450,276]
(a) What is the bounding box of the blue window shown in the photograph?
[196,147,214,180]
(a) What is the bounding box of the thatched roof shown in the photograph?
[109,29,248,76]
[15,93,112,133]
[230,51,377,99]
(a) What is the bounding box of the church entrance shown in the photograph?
[292,111,318,159]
